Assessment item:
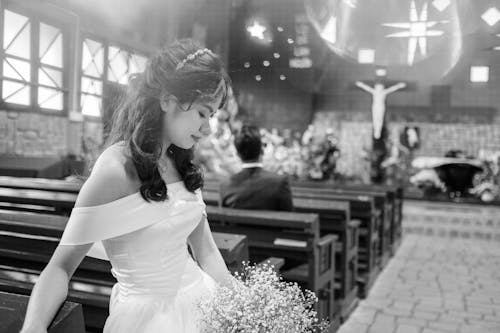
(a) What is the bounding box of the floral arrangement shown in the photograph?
[198,262,330,333]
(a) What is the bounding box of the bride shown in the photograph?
[21,39,233,333]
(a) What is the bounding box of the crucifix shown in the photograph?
[355,80,406,139]
[354,72,408,183]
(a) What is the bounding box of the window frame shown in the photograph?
[0,1,70,116]
[79,33,108,120]
[79,33,149,120]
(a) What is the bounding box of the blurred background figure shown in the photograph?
[220,124,293,211]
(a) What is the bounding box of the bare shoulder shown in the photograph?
[75,142,140,208]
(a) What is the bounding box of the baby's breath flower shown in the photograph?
[198,262,330,333]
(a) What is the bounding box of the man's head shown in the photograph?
[234,124,263,163]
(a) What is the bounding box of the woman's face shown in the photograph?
[162,93,223,149]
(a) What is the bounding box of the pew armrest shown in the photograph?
[349,219,361,229]
[318,234,337,248]
[317,234,337,274]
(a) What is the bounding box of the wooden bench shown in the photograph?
[0,177,366,322]
[0,265,110,333]
[204,205,339,327]
[292,198,359,320]
[293,182,403,254]
[0,179,369,287]
[0,176,82,193]
[0,177,402,253]
[0,209,249,332]
[0,291,85,333]
[292,189,381,298]
[202,190,359,321]
[0,177,401,256]
[204,177,400,262]
[291,182,395,266]
[204,178,381,298]
[0,187,77,215]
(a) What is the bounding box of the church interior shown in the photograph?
[0,0,499,332]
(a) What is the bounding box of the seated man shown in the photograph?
[220,125,293,211]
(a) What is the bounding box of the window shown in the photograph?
[108,45,129,85]
[2,9,31,106]
[358,48,375,64]
[81,38,148,117]
[38,22,64,110]
[1,8,66,111]
[470,66,489,83]
[108,46,147,84]
[81,38,105,117]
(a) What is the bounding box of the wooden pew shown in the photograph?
[204,205,339,328]
[292,189,381,298]
[0,177,368,321]
[204,177,381,298]
[293,181,403,254]
[0,265,110,333]
[0,210,249,276]
[0,291,85,333]
[291,182,396,266]
[292,198,360,320]
[0,177,378,297]
[202,190,359,321]
[0,187,76,215]
[0,176,403,256]
[204,177,401,260]
[0,176,82,193]
[0,209,249,332]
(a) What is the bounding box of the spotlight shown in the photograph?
[481,7,500,26]
[247,21,266,40]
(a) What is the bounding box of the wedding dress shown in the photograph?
[59,181,216,332]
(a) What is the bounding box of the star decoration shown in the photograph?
[383,1,448,65]
[247,21,266,40]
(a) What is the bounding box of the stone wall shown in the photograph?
[0,110,68,157]
[312,111,500,178]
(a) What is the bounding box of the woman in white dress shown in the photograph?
[21,39,233,333]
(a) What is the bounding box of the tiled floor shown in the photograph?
[337,233,500,333]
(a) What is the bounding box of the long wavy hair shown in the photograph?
[104,39,230,202]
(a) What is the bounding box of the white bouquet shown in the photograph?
[198,262,330,333]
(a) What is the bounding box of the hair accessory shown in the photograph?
[175,48,213,71]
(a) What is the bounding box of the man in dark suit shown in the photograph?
[220,125,293,211]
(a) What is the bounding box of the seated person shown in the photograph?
[220,125,293,211]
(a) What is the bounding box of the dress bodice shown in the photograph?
[60,181,207,298]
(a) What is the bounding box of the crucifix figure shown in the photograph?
[355,80,406,139]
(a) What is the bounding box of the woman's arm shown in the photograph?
[188,215,233,286]
[21,147,133,332]
[20,243,92,332]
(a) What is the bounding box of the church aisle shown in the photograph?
[337,234,500,333]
